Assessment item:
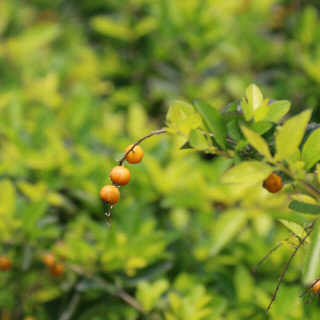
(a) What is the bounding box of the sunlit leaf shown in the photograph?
[221,161,272,184]
[275,109,312,161]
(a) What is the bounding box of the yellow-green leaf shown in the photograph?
[275,109,312,161]
[241,126,272,160]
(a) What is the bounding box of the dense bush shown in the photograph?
[1,0,320,319]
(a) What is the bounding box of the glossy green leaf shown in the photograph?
[303,218,320,284]
[194,100,227,149]
[246,84,263,112]
[227,119,242,142]
[254,98,269,121]
[241,126,272,160]
[265,100,291,122]
[189,129,209,150]
[248,121,273,135]
[278,219,310,243]
[302,128,320,169]
[275,109,312,161]
[289,200,320,215]
[240,97,253,121]
[221,161,272,184]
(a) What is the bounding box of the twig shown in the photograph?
[69,264,146,313]
[266,221,316,313]
[251,242,284,275]
[105,129,167,227]
[304,292,319,305]
[119,129,167,166]
[300,278,320,297]
[251,224,313,275]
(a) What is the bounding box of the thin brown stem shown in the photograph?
[251,242,284,275]
[266,221,316,313]
[119,129,166,166]
[300,278,320,297]
[251,225,313,275]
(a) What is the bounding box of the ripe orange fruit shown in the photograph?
[110,166,130,186]
[49,263,65,276]
[42,252,55,266]
[313,280,320,293]
[24,317,37,320]
[125,145,144,164]
[262,173,283,193]
[99,185,120,205]
[0,255,11,271]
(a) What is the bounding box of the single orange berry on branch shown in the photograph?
[0,255,11,271]
[125,144,144,164]
[49,263,65,277]
[42,252,55,266]
[313,279,320,294]
[263,173,283,193]
[110,165,130,186]
[100,185,120,205]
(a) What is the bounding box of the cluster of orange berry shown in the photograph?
[263,173,283,193]
[42,252,65,277]
[0,255,11,271]
[99,145,144,205]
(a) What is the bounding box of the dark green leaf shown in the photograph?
[289,200,320,215]
[194,100,227,150]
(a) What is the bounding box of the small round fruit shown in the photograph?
[125,145,144,164]
[24,317,37,320]
[263,173,283,193]
[0,255,11,271]
[110,166,130,186]
[42,252,55,266]
[49,263,65,276]
[99,185,120,205]
[313,280,320,293]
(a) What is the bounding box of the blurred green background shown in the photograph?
[1,0,320,319]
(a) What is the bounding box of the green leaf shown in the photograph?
[265,100,291,122]
[91,16,132,40]
[227,119,242,142]
[278,219,310,243]
[221,161,272,184]
[289,200,320,215]
[254,98,269,122]
[248,121,273,135]
[189,129,209,150]
[303,218,320,284]
[246,84,263,112]
[234,265,254,302]
[194,100,227,149]
[302,128,320,169]
[241,126,272,160]
[275,109,312,161]
[240,98,253,121]
[210,209,248,256]
[317,164,320,184]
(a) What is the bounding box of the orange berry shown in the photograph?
[262,173,283,193]
[42,252,55,266]
[0,255,11,271]
[110,166,130,186]
[49,263,65,276]
[125,145,144,164]
[99,185,120,205]
[313,280,320,293]
[24,317,37,320]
